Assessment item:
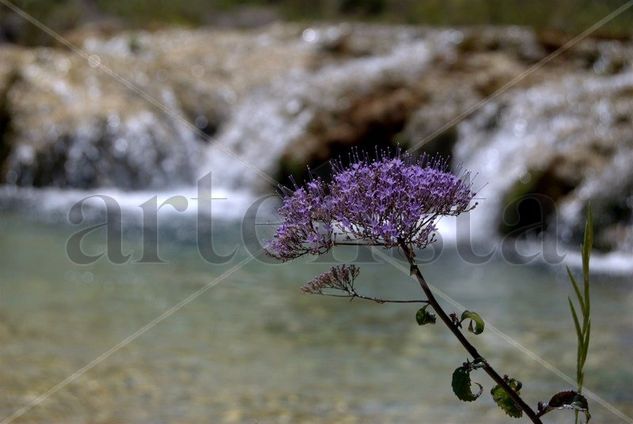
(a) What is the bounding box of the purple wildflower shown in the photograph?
[301,265,360,296]
[267,151,476,261]
[266,178,334,261]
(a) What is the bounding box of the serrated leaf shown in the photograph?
[416,305,436,326]
[451,366,482,402]
[491,379,523,418]
[461,310,484,335]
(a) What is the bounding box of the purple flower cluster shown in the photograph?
[266,179,334,261]
[301,265,360,296]
[267,152,476,261]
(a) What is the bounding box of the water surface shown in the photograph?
[0,214,631,423]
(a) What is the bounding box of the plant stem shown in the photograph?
[317,293,429,304]
[400,242,543,424]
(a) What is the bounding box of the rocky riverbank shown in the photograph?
[0,23,632,253]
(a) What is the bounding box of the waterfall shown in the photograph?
[456,71,633,253]
[1,23,632,266]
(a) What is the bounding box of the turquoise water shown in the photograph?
[0,213,631,423]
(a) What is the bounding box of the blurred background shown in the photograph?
[2,0,633,45]
[0,1,632,423]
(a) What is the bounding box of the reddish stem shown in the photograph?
[400,242,543,424]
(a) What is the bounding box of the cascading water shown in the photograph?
[454,69,633,269]
[0,23,632,265]
[201,33,441,193]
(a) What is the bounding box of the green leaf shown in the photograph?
[582,320,591,365]
[491,379,523,418]
[451,366,483,402]
[566,266,585,312]
[568,204,592,394]
[568,298,582,341]
[461,310,485,335]
[582,206,592,330]
[582,205,593,290]
[415,305,436,326]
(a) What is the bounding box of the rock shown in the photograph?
[402,47,527,158]
[204,33,440,191]
[458,26,546,62]
[1,23,633,255]
[0,26,315,189]
[455,70,633,252]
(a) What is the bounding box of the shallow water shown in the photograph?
[0,213,632,423]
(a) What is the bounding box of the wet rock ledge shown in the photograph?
[0,23,632,252]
